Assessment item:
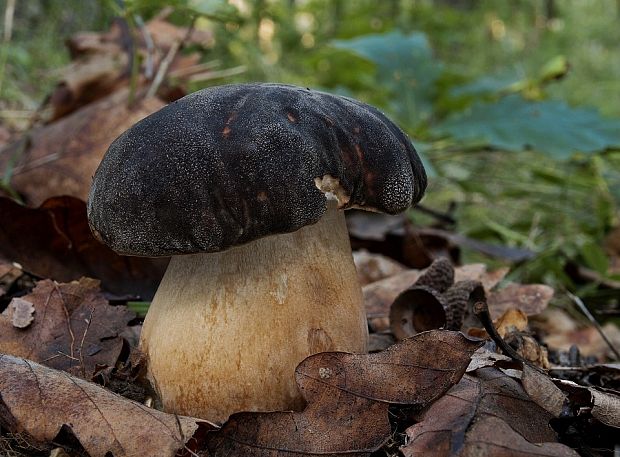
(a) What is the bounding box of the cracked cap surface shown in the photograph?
[87,83,427,256]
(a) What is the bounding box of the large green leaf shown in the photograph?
[331,31,444,126]
[437,95,620,158]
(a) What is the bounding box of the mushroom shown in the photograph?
[87,83,427,423]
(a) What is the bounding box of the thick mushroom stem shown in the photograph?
[139,203,368,423]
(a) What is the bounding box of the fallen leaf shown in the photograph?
[0,196,167,299]
[402,228,460,268]
[410,227,535,263]
[454,263,509,292]
[346,210,406,241]
[487,283,554,319]
[455,416,578,457]
[521,364,568,418]
[590,388,620,428]
[353,249,406,286]
[402,367,578,457]
[7,297,34,328]
[544,322,620,360]
[207,331,481,456]
[0,278,135,379]
[466,347,513,372]
[0,88,164,205]
[367,333,396,352]
[0,353,213,457]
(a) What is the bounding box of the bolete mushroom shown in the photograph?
[87,83,426,423]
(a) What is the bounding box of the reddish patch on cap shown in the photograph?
[222,126,231,138]
[354,144,364,163]
[257,191,268,202]
[287,112,297,123]
[226,112,238,125]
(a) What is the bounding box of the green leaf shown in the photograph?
[127,301,151,318]
[450,73,519,98]
[331,31,444,126]
[186,0,238,19]
[579,241,609,275]
[436,95,620,158]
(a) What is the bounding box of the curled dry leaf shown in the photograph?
[0,88,164,205]
[0,278,135,379]
[207,331,481,456]
[0,196,167,299]
[364,263,507,333]
[521,363,568,418]
[487,283,554,320]
[364,270,420,332]
[390,259,488,339]
[402,367,579,457]
[0,353,213,457]
[589,388,620,428]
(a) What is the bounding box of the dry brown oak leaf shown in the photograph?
[206,331,481,456]
[0,88,164,205]
[0,196,168,299]
[0,353,213,457]
[402,367,579,457]
[487,283,554,320]
[0,277,135,380]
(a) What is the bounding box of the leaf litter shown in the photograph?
[0,17,619,457]
[0,277,135,380]
[1,331,480,457]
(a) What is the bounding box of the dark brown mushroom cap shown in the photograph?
[87,83,427,256]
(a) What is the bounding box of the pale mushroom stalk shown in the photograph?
[140,201,367,422]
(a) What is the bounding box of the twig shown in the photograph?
[146,16,197,99]
[146,39,181,98]
[11,151,60,174]
[566,291,620,360]
[134,15,154,79]
[0,0,16,96]
[472,300,546,373]
[168,60,221,79]
[78,306,96,379]
[54,283,77,363]
[187,65,247,83]
[2,0,15,42]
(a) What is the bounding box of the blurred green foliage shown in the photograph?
[2,0,620,305]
